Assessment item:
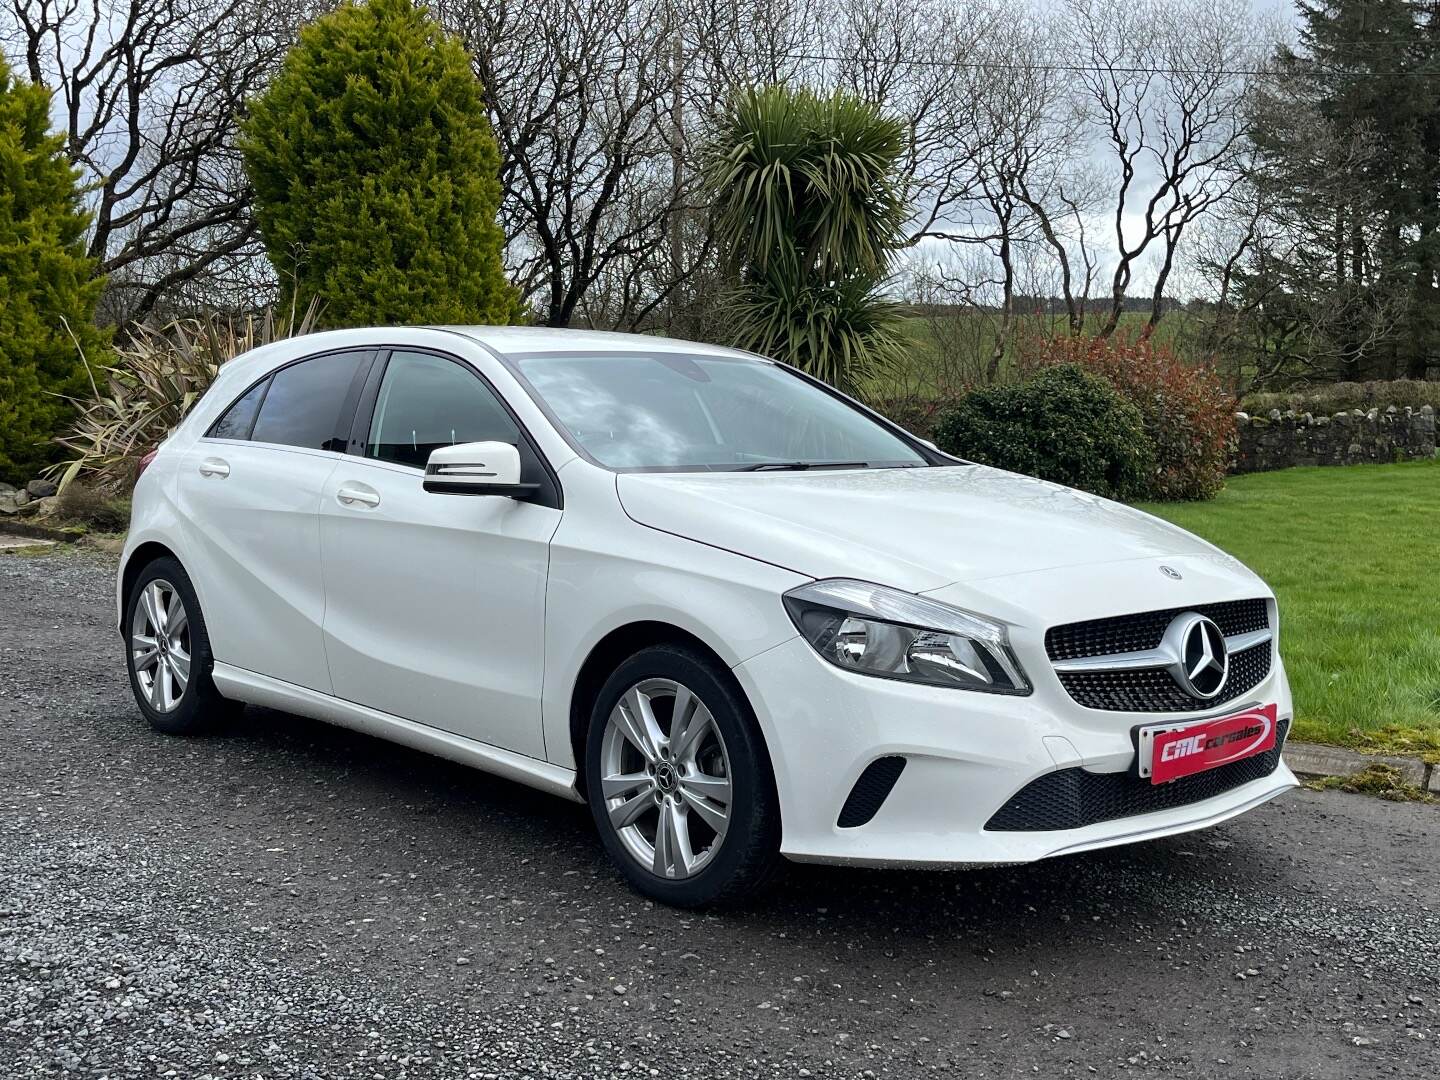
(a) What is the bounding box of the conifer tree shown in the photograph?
[1249,1,1440,380]
[241,0,516,326]
[0,55,107,485]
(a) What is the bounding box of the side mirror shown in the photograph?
[423,441,540,498]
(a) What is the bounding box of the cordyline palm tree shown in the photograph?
[704,86,909,395]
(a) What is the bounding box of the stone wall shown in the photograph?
[1234,405,1436,473]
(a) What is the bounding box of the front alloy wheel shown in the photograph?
[585,645,781,907]
[600,678,733,879]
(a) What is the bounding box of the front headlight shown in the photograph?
[782,579,1030,695]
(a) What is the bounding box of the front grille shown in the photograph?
[985,719,1289,832]
[1045,598,1269,662]
[1046,598,1272,712]
[1059,642,1271,713]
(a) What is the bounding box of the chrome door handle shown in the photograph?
[198,458,230,478]
[336,485,380,508]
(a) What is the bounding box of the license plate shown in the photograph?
[1138,704,1279,784]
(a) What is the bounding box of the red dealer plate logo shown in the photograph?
[1142,704,1279,785]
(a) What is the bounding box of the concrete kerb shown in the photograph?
[1285,740,1439,794]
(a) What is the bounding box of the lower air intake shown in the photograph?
[985,719,1289,832]
[837,756,907,828]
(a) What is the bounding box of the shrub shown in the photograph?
[870,394,956,441]
[1241,379,1440,415]
[1021,333,1235,501]
[0,55,109,485]
[52,304,318,492]
[53,484,130,532]
[241,0,516,326]
[933,365,1154,500]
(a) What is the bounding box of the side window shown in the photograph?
[208,378,269,440]
[367,351,520,469]
[250,352,367,452]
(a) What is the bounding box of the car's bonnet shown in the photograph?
[615,464,1220,594]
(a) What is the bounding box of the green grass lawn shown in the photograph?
[1137,460,1440,751]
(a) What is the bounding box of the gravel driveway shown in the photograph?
[2,548,1436,1079]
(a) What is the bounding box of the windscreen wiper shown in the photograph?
[735,460,870,472]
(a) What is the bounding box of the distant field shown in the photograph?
[1137,460,1440,750]
[868,311,1188,402]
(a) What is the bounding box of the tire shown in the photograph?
[584,644,782,907]
[124,556,242,735]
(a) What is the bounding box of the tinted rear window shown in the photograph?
[250,352,366,451]
[208,378,269,440]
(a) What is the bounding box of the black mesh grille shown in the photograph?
[1045,598,1269,662]
[1045,598,1272,712]
[985,719,1289,832]
[837,756,907,828]
[1058,642,1272,713]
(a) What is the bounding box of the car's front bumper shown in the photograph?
[732,631,1297,869]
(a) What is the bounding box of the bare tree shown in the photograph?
[821,0,1000,251]
[1180,111,1405,390]
[1,0,1286,365]
[2,0,310,321]
[905,251,1011,394]
[679,0,819,101]
[1064,0,1263,337]
[890,7,1103,380]
[437,0,689,328]
[963,12,1103,364]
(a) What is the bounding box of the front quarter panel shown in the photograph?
[540,460,809,770]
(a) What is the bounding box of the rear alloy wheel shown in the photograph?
[586,646,781,906]
[130,579,191,714]
[125,556,241,735]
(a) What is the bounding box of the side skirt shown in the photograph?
[211,662,583,804]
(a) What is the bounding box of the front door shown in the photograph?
[318,349,561,759]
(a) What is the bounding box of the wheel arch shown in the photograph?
[119,541,182,629]
[567,620,778,803]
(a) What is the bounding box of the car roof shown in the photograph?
[212,325,763,398]
[437,325,755,359]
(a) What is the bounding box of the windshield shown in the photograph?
[508,351,929,472]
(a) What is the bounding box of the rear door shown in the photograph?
[177,349,375,693]
[318,348,561,758]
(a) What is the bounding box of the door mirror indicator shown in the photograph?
[423,441,539,498]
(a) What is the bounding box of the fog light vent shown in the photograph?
[837,756,907,828]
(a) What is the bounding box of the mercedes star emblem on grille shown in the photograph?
[1162,612,1230,700]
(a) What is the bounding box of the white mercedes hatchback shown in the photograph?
[120,326,1297,906]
